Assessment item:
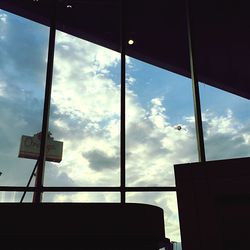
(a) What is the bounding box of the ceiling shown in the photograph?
[1,0,250,99]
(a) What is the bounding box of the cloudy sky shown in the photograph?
[1,9,250,243]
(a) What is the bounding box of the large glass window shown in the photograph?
[126,58,197,187]
[125,58,195,243]
[123,2,193,244]
[43,2,121,188]
[0,2,188,244]
[0,9,49,187]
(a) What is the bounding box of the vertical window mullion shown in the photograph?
[33,2,57,203]
[120,0,126,203]
[186,0,206,162]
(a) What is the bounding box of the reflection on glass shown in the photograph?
[43,192,120,203]
[126,57,197,186]
[199,83,250,160]
[44,31,121,187]
[126,192,181,243]
[0,10,48,188]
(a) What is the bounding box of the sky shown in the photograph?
[0,8,250,245]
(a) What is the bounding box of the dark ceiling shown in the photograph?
[1,0,250,99]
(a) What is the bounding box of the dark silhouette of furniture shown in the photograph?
[0,203,169,249]
[175,157,250,250]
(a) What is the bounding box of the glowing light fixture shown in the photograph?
[128,39,134,45]
[67,4,72,8]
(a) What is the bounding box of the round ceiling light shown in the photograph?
[128,39,134,45]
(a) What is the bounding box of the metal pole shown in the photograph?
[120,0,126,203]
[186,0,206,162]
[33,1,57,203]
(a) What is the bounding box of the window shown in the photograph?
[43,192,120,203]
[126,58,197,187]
[44,31,121,188]
[199,83,250,160]
[0,1,224,247]
[123,1,193,243]
[0,9,49,188]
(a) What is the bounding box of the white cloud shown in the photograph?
[126,93,198,187]
[202,109,240,135]
[126,74,136,85]
[0,80,6,97]
[149,97,167,129]
[52,32,120,123]
[243,133,250,144]
[0,13,7,23]
[201,109,250,160]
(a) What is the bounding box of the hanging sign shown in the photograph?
[18,132,63,162]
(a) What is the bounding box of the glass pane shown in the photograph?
[44,4,121,187]
[126,58,197,187]
[0,192,33,202]
[125,1,196,187]
[126,192,181,244]
[0,9,48,186]
[43,192,120,203]
[199,83,250,160]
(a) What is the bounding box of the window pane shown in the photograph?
[126,192,181,243]
[0,192,33,202]
[199,83,250,160]
[0,9,48,187]
[126,58,197,186]
[43,192,120,203]
[44,30,120,187]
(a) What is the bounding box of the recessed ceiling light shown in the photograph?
[128,39,134,45]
